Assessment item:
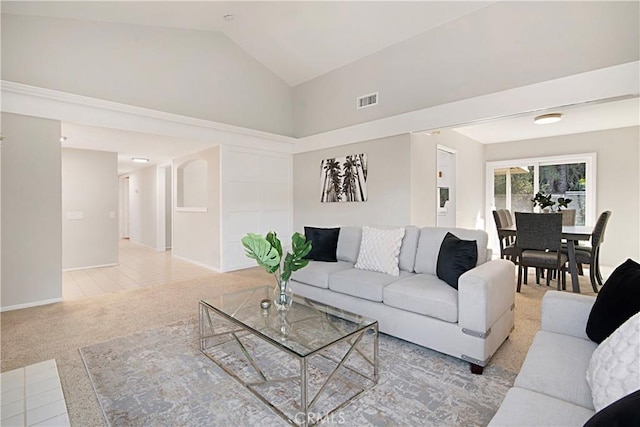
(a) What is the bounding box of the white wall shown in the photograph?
[410,130,485,229]
[436,130,485,229]
[293,134,412,230]
[410,133,437,227]
[1,113,62,311]
[484,126,640,268]
[118,176,130,238]
[1,13,293,136]
[220,146,293,271]
[127,165,159,250]
[293,1,639,136]
[164,166,172,249]
[62,148,118,270]
[172,146,221,270]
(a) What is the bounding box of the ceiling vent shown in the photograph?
[357,92,378,109]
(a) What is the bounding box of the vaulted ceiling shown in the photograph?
[2,1,494,86]
[3,1,638,173]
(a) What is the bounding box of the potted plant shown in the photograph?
[531,192,555,212]
[241,231,312,311]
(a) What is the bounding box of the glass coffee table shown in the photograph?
[199,286,378,426]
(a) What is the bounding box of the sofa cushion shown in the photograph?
[414,228,488,275]
[383,274,458,323]
[514,330,597,409]
[354,226,405,276]
[488,387,595,427]
[586,258,640,343]
[336,226,362,263]
[291,260,354,289]
[303,227,340,262]
[436,232,478,290]
[398,226,420,273]
[586,311,640,411]
[584,390,640,427]
[328,268,413,302]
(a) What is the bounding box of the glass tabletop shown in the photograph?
[200,286,377,357]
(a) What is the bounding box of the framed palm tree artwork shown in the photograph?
[320,154,368,202]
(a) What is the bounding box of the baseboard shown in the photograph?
[0,297,63,312]
[63,263,119,272]
[171,254,222,273]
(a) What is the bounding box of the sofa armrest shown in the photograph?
[540,292,595,339]
[458,259,515,333]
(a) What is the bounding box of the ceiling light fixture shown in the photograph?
[533,113,563,125]
[132,157,149,163]
[223,14,235,21]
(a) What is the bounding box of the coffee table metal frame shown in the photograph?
[199,286,378,426]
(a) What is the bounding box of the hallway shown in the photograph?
[62,239,218,300]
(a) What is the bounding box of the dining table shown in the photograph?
[498,224,594,293]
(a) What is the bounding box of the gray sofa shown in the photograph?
[489,291,598,425]
[291,226,515,373]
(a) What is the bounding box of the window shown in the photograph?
[486,154,596,253]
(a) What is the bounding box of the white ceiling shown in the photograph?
[1,0,493,86]
[452,97,640,144]
[61,123,215,174]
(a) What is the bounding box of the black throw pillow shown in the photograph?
[586,258,640,343]
[303,227,340,262]
[583,390,640,427]
[436,232,478,290]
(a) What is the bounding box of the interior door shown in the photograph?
[436,147,456,227]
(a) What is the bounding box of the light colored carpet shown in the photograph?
[1,266,598,426]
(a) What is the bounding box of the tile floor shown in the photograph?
[0,360,70,427]
[63,239,217,300]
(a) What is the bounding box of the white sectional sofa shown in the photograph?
[290,226,515,373]
[489,291,598,425]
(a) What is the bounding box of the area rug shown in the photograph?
[79,320,516,426]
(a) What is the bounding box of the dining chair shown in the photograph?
[515,212,567,292]
[492,210,516,261]
[560,209,576,226]
[563,211,611,293]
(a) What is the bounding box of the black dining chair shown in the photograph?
[562,211,611,293]
[492,210,516,262]
[515,212,567,292]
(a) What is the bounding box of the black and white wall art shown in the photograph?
[320,154,368,203]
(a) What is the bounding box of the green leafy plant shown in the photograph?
[531,192,555,210]
[531,192,573,211]
[241,231,312,283]
[556,197,573,210]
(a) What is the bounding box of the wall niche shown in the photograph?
[176,159,208,212]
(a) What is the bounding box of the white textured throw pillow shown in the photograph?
[586,311,640,411]
[354,226,405,276]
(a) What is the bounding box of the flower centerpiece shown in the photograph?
[241,231,312,311]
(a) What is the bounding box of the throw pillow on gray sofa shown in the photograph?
[304,226,340,262]
[586,258,640,343]
[436,232,478,289]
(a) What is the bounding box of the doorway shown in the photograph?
[119,176,130,239]
[436,146,456,227]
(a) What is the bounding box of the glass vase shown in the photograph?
[273,279,294,312]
